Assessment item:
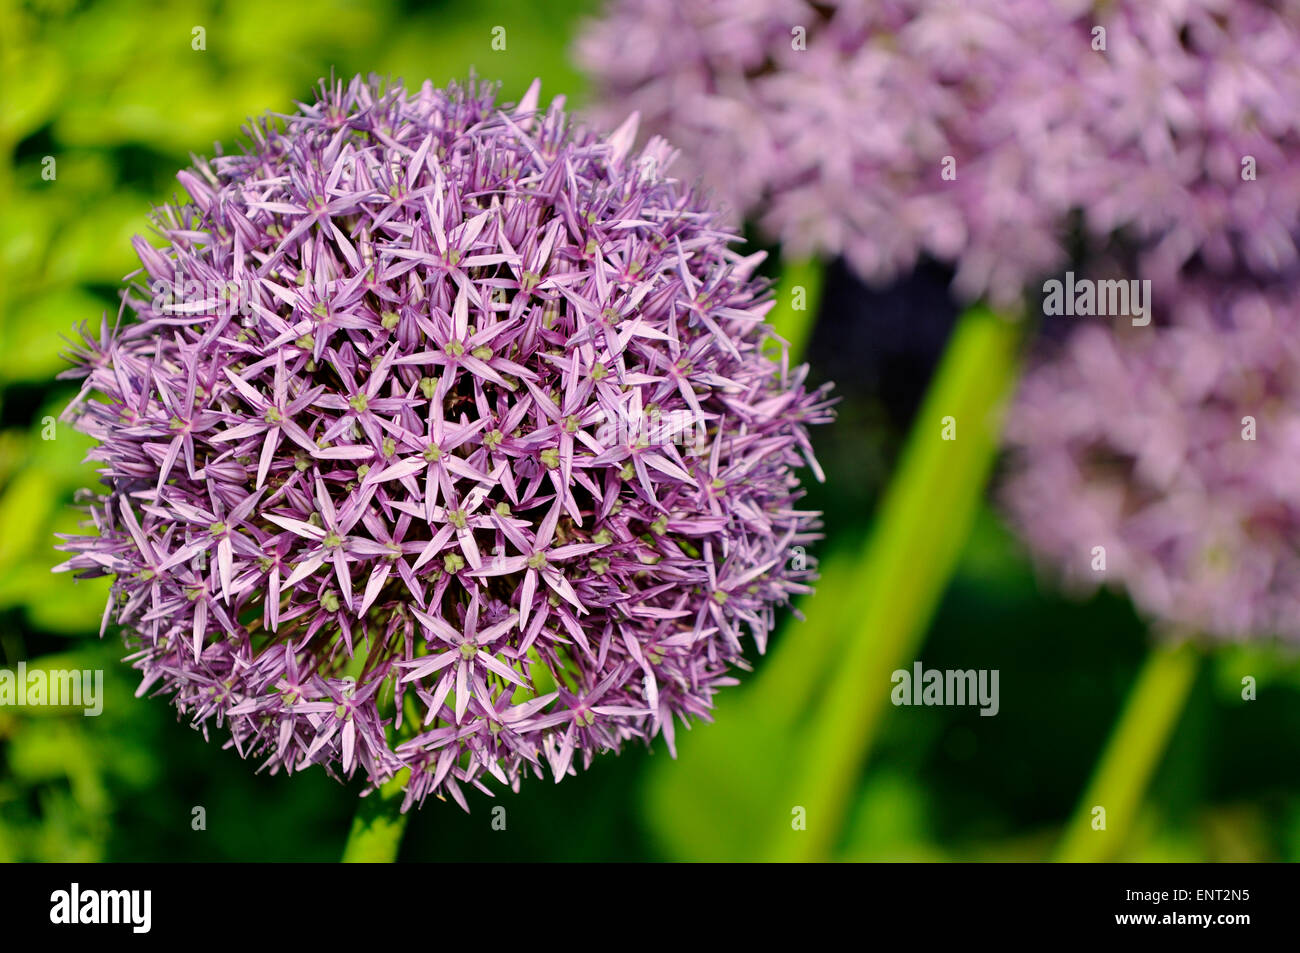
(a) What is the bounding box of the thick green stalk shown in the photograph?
[768,304,1023,861]
[1055,640,1199,862]
[341,769,410,863]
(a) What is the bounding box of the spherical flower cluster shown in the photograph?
[1001,281,1300,642]
[578,0,1300,307]
[55,75,832,809]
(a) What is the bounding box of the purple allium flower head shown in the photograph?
[578,0,1300,307]
[1001,281,1300,642]
[55,75,833,809]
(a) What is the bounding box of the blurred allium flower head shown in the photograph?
[578,0,1300,307]
[1002,281,1300,642]
[56,75,832,809]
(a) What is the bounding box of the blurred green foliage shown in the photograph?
[2,0,1297,863]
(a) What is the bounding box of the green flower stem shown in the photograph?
[768,304,1023,862]
[1055,640,1199,862]
[341,768,410,863]
[764,258,825,363]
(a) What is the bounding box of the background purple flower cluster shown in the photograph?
[993,1,1300,646]
[55,75,831,808]
[1003,280,1300,642]
[579,0,1300,307]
